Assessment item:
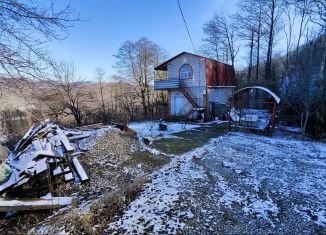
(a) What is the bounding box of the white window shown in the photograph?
[179,64,193,79]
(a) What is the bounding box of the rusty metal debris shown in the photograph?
[0,121,91,211]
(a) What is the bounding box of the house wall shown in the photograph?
[207,87,235,118]
[207,87,235,104]
[166,54,206,117]
[169,90,200,119]
[169,91,191,116]
[167,53,206,102]
[163,53,237,119]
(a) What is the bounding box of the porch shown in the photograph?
[154,78,180,90]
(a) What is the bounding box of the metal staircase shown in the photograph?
[179,81,205,119]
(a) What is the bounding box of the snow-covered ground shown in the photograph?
[128,121,201,139]
[108,131,326,234]
[2,121,325,234]
[278,125,302,134]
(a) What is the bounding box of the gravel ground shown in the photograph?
[1,123,325,234]
[108,131,326,234]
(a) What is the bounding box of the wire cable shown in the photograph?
[177,0,197,53]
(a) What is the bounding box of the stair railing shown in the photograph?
[179,80,202,108]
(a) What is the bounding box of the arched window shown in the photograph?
[179,64,193,79]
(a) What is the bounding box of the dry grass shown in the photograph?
[68,175,147,234]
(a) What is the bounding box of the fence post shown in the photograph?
[270,102,276,137]
[228,104,231,131]
[238,102,242,126]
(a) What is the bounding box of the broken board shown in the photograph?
[72,157,89,182]
[0,197,72,212]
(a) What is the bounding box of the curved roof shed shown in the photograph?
[231,86,281,104]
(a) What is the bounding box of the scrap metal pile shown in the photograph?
[0,121,91,211]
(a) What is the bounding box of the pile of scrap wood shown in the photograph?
[0,121,91,212]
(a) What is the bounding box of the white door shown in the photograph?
[173,96,183,116]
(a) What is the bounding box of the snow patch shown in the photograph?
[129,121,201,138]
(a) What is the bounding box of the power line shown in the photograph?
[177,0,197,53]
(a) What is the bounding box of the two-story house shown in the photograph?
[154,52,236,120]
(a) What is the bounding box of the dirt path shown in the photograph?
[108,130,326,234]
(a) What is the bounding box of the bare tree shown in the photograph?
[202,13,238,66]
[285,0,325,31]
[283,34,326,139]
[95,67,110,124]
[283,3,296,73]
[0,0,78,86]
[254,1,265,81]
[114,37,166,117]
[201,16,222,61]
[283,0,313,79]
[115,90,139,121]
[39,63,94,126]
[307,0,326,28]
[234,0,265,82]
[261,0,284,82]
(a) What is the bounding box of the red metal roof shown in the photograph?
[154,51,232,71]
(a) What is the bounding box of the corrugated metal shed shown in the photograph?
[205,59,236,87]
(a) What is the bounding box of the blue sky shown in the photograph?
[49,0,238,80]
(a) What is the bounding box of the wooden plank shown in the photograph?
[14,123,46,153]
[0,197,72,212]
[32,140,43,151]
[52,166,63,176]
[56,127,74,152]
[68,133,90,141]
[71,157,89,182]
[64,172,74,182]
